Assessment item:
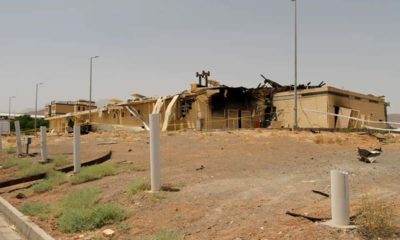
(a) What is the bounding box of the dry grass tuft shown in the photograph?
[128,180,149,195]
[355,197,397,239]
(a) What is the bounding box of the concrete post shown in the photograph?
[14,121,23,156]
[39,126,48,163]
[73,125,81,173]
[330,170,350,226]
[149,114,161,192]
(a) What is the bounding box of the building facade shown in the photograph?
[46,81,389,133]
[45,100,97,118]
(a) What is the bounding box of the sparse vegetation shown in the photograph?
[16,162,54,178]
[116,222,131,233]
[5,147,16,155]
[128,180,149,195]
[57,187,127,233]
[32,171,66,193]
[52,155,69,167]
[1,158,31,169]
[59,187,101,209]
[70,163,117,185]
[149,192,167,203]
[14,188,34,198]
[355,197,397,239]
[20,202,51,220]
[59,203,126,233]
[1,158,56,178]
[139,230,181,240]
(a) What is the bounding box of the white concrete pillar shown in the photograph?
[73,125,81,173]
[330,170,350,226]
[14,121,23,156]
[149,114,161,192]
[39,126,48,163]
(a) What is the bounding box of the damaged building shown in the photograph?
[46,72,389,133]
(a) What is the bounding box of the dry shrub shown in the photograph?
[326,137,335,144]
[314,135,324,144]
[355,197,397,239]
[383,135,400,144]
[314,135,336,144]
[335,136,344,145]
[313,135,344,145]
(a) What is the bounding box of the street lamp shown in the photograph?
[292,0,298,129]
[89,56,99,124]
[35,82,44,134]
[8,96,15,119]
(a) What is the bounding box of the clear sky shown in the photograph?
[0,0,399,113]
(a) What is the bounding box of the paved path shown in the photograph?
[0,212,24,240]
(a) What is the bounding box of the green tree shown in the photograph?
[11,115,49,132]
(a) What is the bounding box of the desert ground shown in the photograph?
[0,129,399,240]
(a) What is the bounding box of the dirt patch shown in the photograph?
[1,129,399,239]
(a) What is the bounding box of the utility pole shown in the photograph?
[292,0,298,129]
[8,96,15,120]
[35,82,44,134]
[89,56,99,124]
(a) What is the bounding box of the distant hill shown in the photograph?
[388,114,400,128]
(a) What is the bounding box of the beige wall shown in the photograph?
[48,117,69,133]
[52,104,74,115]
[273,87,387,129]
[327,93,387,128]
[273,91,329,128]
[74,104,96,112]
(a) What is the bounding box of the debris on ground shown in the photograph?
[196,165,205,171]
[15,192,26,199]
[311,190,329,198]
[358,147,382,163]
[285,211,328,223]
[10,224,16,231]
[310,129,320,134]
[161,184,180,192]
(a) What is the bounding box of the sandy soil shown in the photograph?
[0,129,399,240]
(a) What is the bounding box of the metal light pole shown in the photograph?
[292,0,298,129]
[35,82,44,134]
[8,96,15,119]
[89,56,99,124]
